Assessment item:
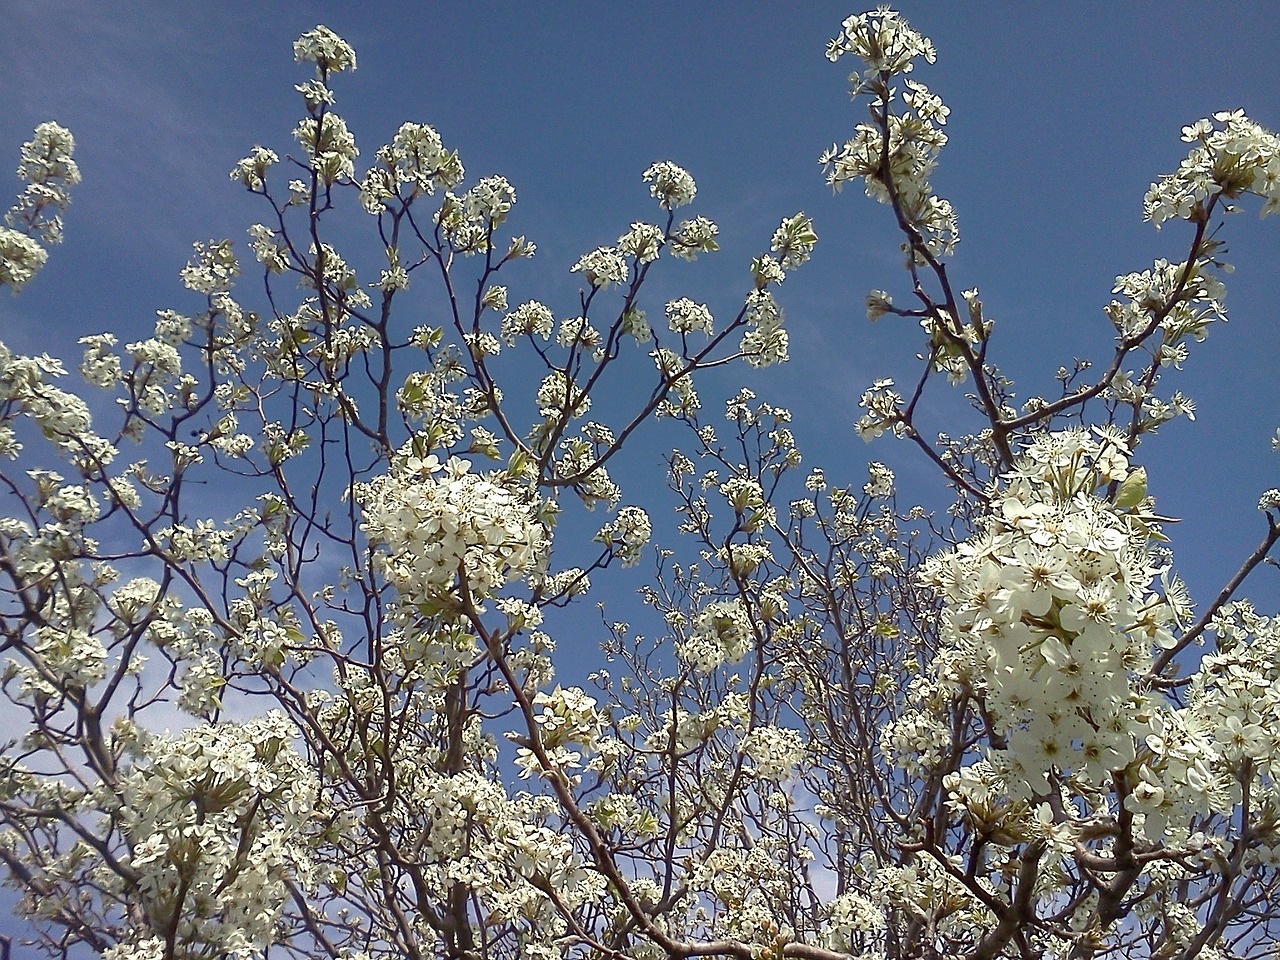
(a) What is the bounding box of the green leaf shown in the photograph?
[1115,466,1147,508]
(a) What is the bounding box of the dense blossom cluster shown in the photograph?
[366,122,466,208]
[292,24,357,75]
[1146,110,1280,225]
[822,9,955,255]
[1138,601,1280,848]
[593,505,652,567]
[115,715,319,958]
[899,430,1174,794]
[358,452,548,609]
[0,122,78,291]
[665,297,714,335]
[642,160,697,209]
[679,597,755,672]
[570,245,629,288]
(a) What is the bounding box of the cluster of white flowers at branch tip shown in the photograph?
[733,213,814,369]
[822,8,956,256]
[501,299,555,345]
[548,316,594,354]
[536,368,591,421]
[770,210,819,271]
[1146,110,1280,226]
[571,245,629,288]
[358,451,548,611]
[652,345,699,417]
[669,214,720,261]
[896,429,1181,797]
[825,6,936,81]
[643,160,697,209]
[856,377,903,441]
[594,505,652,567]
[360,122,465,213]
[864,460,895,498]
[292,24,356,75]
[665,297,714,335]
[0,122,78,292]
[438,176,518,254]
[180,238,239,295]
[229,146,278,192]
[679,597,754,672]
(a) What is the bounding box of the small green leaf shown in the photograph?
[1115,466,1147,508]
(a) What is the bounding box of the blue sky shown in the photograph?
[1,0,1278,942]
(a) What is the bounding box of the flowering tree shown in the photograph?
[3,9,1280,960]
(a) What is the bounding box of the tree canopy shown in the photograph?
[2,8,1280,960]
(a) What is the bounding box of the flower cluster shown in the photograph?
[1,122,78,291]
[0,341,113,467]
[821,892,885,953]
[679,597,755,672]
[293,24,357,75]
[594,505,652,567]
[823,9,956,255]
[668,214,720,260]
[518,685,605,777]
[0,229,45,292]
[863,461,895,498]
[358,453,548,609]
[770,211,818,270]
[384,765,603,936]
[1146,110,1280,226]
[536,369,591,421]
[719,475,774,532]
[1130,602,1280,849]
[825,7,936,81]
[665,297,714,335]
[571,245,628,288]
[117,714,318,957]
[501,299,555,345]
[230,146,278,191]
[617,221,664,263]
[740,725,805,781]
[643,160,697,209]
[855,378,902,440]
[7,122,79,244]
[905,430,1178,799]
[740,290,788,368]
[361,122,465,212]
[180,239,239,295]
[465,175,517,229]
[293,111,358,185]
[1107,254,1226,345]
[652,346,699,416]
